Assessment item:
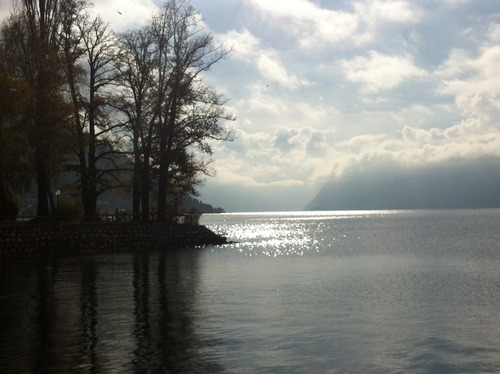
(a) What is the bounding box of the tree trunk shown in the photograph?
[85,143,97,219]
[80,152,90,217]
[157,92,179,222]
[36,166,51,217]
[85,67,98,220]
[132,155,142,221]
[157,148,168,222]
[140,152,150,222]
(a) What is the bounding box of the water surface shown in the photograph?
[1,209,499,373]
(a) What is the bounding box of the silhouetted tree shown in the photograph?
[115,26,157,221]
[1,0,78,217]
[152,0,233,221]
[0,0,232,220]
[0,75,32,217]
[116,0,234,222]
[62,12,123,219]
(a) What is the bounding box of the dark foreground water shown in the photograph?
[1,210,500,373]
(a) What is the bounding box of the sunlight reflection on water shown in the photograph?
[204,211,375,257]
[212,221,311,256]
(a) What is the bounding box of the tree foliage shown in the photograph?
[1,0,78,217]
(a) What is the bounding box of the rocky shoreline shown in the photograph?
[0,222,227,259]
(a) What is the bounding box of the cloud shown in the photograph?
[436,42,500,130]
[0,2,11,23]
[488,24,500,42]
[90,0,157,31]
[215,37,500,193]
[355,0,420,23]
[272,128,299,152]
[342,51,428,94]
[210,125,339,192]
[219,29,308,89]
[257,54,309,89]
[0,0,156,33]
[441,0,471,6]
[248,0,358,47]
[247,0,422,47]
[233,84,341,133]
[328,117,500,177]
[222,29,261,60]
[237,86,285,119]
[201,1,500,211]
[353,0,423,43]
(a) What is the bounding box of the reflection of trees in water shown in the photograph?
[78,258,99,373]
[132,252,152,372]
[34,259,58,373]
[0,261,40,373]
[33,258,98,373]
[102,249,225,372]
[138,250,224,373]
[0,251,224,373]
[157,250,202,372]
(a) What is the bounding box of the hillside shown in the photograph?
[306,160,500,211]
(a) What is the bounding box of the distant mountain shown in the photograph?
[182,195,225,213]
[306,159,500,211]
[94,194,224,214]
[19,187,224,216]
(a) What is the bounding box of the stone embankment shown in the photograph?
[0,222,227,259]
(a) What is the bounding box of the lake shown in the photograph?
[1,209,500,373]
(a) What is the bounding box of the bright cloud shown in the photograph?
[210,22,500,202]
[90,0,156,31]
[342,51,428,94]
[355,0,420,23]
[222,29,261,60]
[248,0,358,47]
[248,0,421,47]
[257,54,309,89]
[210,124,340,189]
[330,41,500,174]
[219,29,307,90]
[0,2,11,23]
[436,42,500,130]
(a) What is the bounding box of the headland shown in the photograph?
[0,221,227,259]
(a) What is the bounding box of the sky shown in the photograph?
[2,0,500,212]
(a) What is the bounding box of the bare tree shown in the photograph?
[152,0,233,222]
[115,26,157,221]
[116,0,234,222]
[61,10,124,219]
[78,16,121,218]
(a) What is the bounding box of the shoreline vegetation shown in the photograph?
[1,0,233,225]
[0,220,228,260]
